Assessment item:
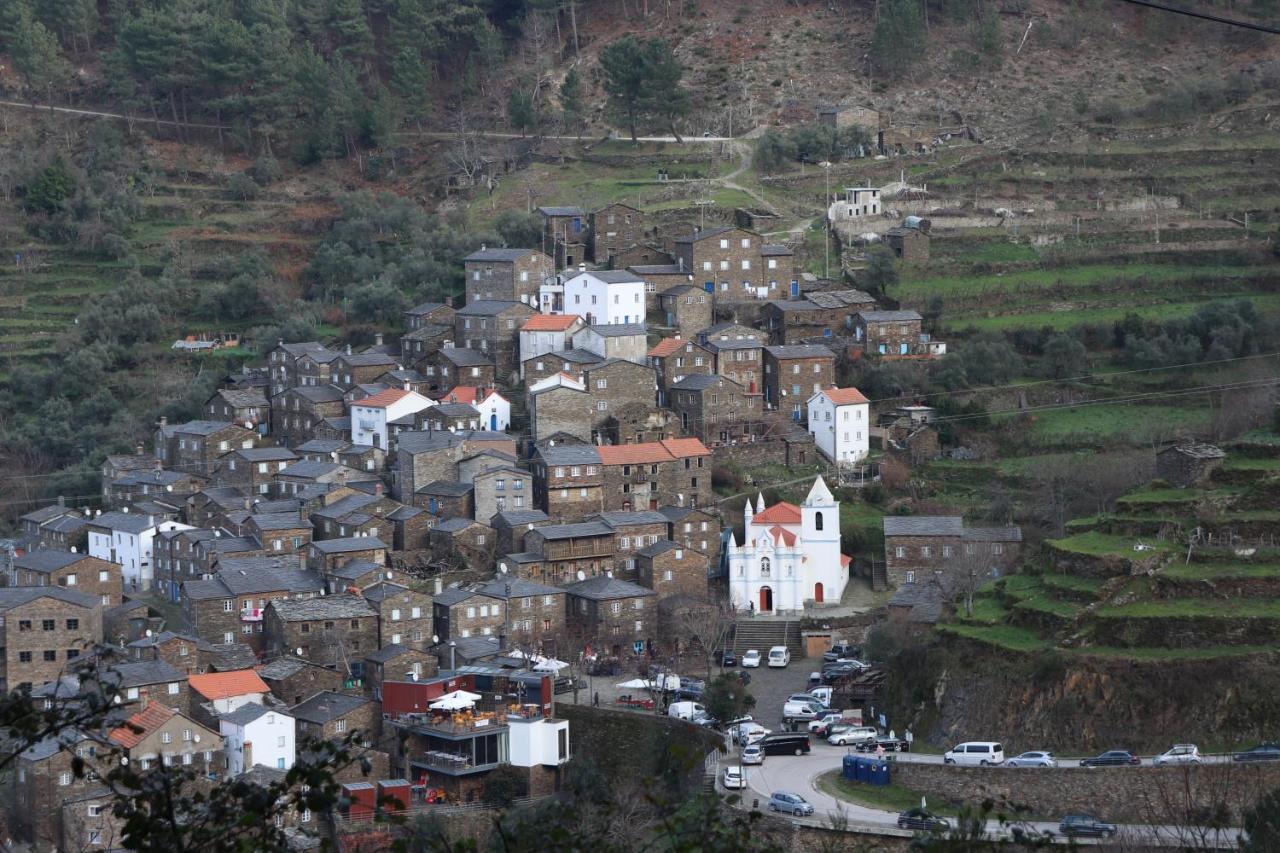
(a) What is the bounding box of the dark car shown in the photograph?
[1058,814,1117,838]
[760,733,811,756]
[552,676,576,694]
[714,649,737,667]
[855,736,910,754]
[897,808,949,832]
[733,669,752,686]
[1234,743,1280,762]
[823,644,859,662]
[821,665,860,685]
[1079,750,1140,767]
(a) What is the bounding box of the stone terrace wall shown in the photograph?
[555,703,724,789]
[895,761,1280,824]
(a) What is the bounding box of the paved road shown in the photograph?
[725,743,1244,848]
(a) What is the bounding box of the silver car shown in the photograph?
[1153,744,1201,766]
[1007,751,1057,768]
[768,791,814,816]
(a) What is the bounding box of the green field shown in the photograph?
[1046,531,1173,557]
[1095,599,1280,619]
[936,623,1049,651]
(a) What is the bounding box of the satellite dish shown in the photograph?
[145,629,153,638]
[432,634,439,644]
[386,571,393,579]
[71,546,77,554]
[295,648,304,657]
[576,571,586,581]
[499,565,508,574]
[120,756,129,766]
[410,672,418,682]
[194,734,201,743]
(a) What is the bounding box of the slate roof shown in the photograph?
[456,300,525,317]
[296,439,349,454]
[247,513,310,531]
[637,539,680,558]
[765,344,836,359]
[221,701,277,726]
[584,270,644,284]
[290,386,346,403]
[406,302,450,316]
[438,347,494,367]
[89,511,156,535]
[882,516,964,537]
[564,575,656,601]
[963,526,1023,542]
[629,264,688,275]
[806,289,875,308]
[703,338,762,352]
[1161,442,1226,460]
[418,480,474,497]
[326,559,383,581]
[230,447,298,462]
[594,510,670,527]
[464,247,537,262]
[491,510,550,527]
[21,504,77,524]
[582,323,646,337]
[477,577,563,599]
[13,550,92,573]
[887,582,944,624]
[433,587,485,607]
[857,310,923,323]
[672,374,727,391]
[431,403,480,418]
[337,352,398,367]
[673,225,737,243]
[255,657,312,680]
[174,420,244,436]
[396,431,466,455]
[108,660,187,688]
[361,581,415,603]
[311,494,379,519]
[365,643,414,664]
[214,388,269,408]
[269,594,377,621]
[533,521,613,540]
[541,348,604,365]
[309,536,386,554]
[0,586,97,611]
[535,444,603,465]
[207,643,259,670]
[434,518,484,533]
[537,206,584,216]
[291,691,371,724]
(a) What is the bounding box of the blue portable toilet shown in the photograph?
[867,760,891,786]
[842,754,858,781]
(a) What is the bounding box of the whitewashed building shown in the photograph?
[540,268,646,326]
[827,187,881,224]
[87,511,192,591]
[351,388,434,450]
[220,703,296,775]
[438,386,512,432]
[726,478,849,613]
[807,387,871,464]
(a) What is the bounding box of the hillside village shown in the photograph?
[1,0,1280,849]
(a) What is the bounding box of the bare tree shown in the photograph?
[445,108,492,189]
[671,594,738,681]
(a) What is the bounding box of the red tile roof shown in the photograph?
[648,337,689,358]
[109,702,177,749]
[752,502,801,525]
[356,388,412,409]
[823,387,869,405]
[596,438,711,466]
[768,525,797,546]
[188,670,269,701]
[444,386,501,406]
[522,314,581,332]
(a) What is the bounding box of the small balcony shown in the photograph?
[240,608,263,622]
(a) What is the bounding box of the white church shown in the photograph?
[726,477,851,614]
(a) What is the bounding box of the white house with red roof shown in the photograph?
[439,385,512,432]
[807,386,870,464]
[351,388,434,450]
[519,314,585,376]
[726,477,849,613]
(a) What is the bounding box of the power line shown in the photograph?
[1112,0,1280,35]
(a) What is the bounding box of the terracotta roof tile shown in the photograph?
[109,702,177,749]
[752,502,801,525]
[522,314,582,332]
[355,388,412,409]
[596,438,710,466]
[768,525,797,546]
[647,337,691,358]
[659,438,712,458]
[443,386,503,406]
[188,669,269,701]
[823,387,869,405]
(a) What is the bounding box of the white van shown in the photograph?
[782,700,822,722]
[668,701,707,721]
[808,686,833,707]
[944,742,1006,767]
[767,646,790,668]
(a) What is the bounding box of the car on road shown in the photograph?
[722,766,745,789]
[782,700,823,722]
[741,744,765,765]
[1006,751,1057,768]
[897,808,949,832]
[733,723,770,745]
[768,792,814,817]
[767,646,791,667]
[760,733,812,756]
[943,741,1004,766]
[1058,814,1117,838]
[1153,744,1201,766]
[1080,750,1141,767]
[855,735,910,753]
[1234,743,1280,762]
[741,649,761,668]
[829,726,878,746]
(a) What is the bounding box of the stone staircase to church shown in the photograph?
[730,619,805,659]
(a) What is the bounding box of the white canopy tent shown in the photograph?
[429,690,482,711]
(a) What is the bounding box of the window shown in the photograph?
[411,606,421,618]
[59,771,72,786]
[161,731,172,744]
[815,512,823,531]
[223,600,233,612]
[741,259,751,270]
[335,719,347,733]
[610,602,621,615]
[391,608,401,621]
[943,546,953,558]
[18,651,31,662]
[993,543,1005,555]
[41,619,55,631]
[719,260,729,271]
[906,571,916,583]
[42,650,56,661]
[168,682,179,695]
[66,618,79,630]
[719,238,729,249]
[922,546,932,558]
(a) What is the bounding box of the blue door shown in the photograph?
[704,282,714,293]
[490,413,497,430]
[428,498,438,514]
[899,342,909,355]
[790,280,800,298]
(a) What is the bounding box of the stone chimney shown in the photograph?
[345,344,353,356]
[56,495,65,508]
[578,263,586,272]
[139,689,149,711]
[336,469,347,487]
[135,443,145,456]
[375,333,384,347]
[374,482,384,496]
[678,256,685,272]
[159,416,168,427]
[434,577,443,595]
[444,295,454,308]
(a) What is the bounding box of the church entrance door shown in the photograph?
[759,586,773,612]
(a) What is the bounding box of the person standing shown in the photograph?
[593,691,600,707]
[905,728,914,750]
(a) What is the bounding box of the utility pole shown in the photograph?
[821,162,832,281]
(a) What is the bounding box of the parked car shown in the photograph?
[668,701,707,721]
[1153,744,1201,766]
[722,766,745,789]
[715,649,737,667]
[741,744,765,765]
[807,710,843,732]
[807,672,822,689]
[767,646,791,668]
[692,714,718,728]
[897,808,950,832]
[782,701,822,722]
[741,649,762,668]
[1007,751,1057,768]
[855,735,910,753]
[552,676,576,694]
[823,643,859,662]
[829,726,878,746]
[760,733,812,756]
[943,742,1005,766]
[787,692,824,706]
[768,792,814,816]
[1080,750,1141,767]
[733,723,770,745]
[1234,743,1280,762]
[1058,815,1117,839]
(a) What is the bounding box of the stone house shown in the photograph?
[885,225,930,264]
[590,510,669,582]
[271,385,346,447]
[647,337,715,405]
[157,420,258,476]
[13,733,103,850]
[275,461,380,498]
[854,310,925,357]
[322,559,390,594]
[464,247,553,305]
[658,506,723,563]
[760,289,877,344]
[104,701,223,781]
[19,499,90,551]
[266,341,337,395]
[330,351,400,390]
[432,586,507,641]
[291,691,380,746]
[613,243,673,270]
[363,644,437,699]
[8,551,121,608]
[310,492,429,551]
[672,226,769,302]
[572,323,648,363]
[264,595,380,672]
[491,509,553,556]
[216,447,298,496]
[423,347,496,394]
[520,347,604,387]
[417,480,474,518]
[107,467,207,510]
[404,301,457,332]
[657,285,712,338]
[670,374,763,447]
[126,630,207,675]
[527,376,593,444]
[393,430,516,502]
[523,521,616,585]
[473,466,535,522]
[290,347,344,391]
[636,540,709,599]
[476,577,567,648]
[882,516,1023,588]
[400,324,455,371]
[240,512,311,555]
[420,402,482,433]
[597,438,713,512]
[537,205,587,268]
[1156,443,1226,487]
[519,314,586,377]
[0,588,102,692]
[563,575,656,654]
[705,339,764,394]
[588,203,646,264]
[759,244,797,295]
[582,357,658,420]
[429,518,494,567]
[763,344,836,421]
[629,261,695,309]
[817,103,880,130]
[454,301,537,379]
[256,656,347,707]
[180,558,324,648]
[362,581,433,651]
[205,387,270,430]
[603,403,676,446]
[305,536,387,574]
[530,444,605,521]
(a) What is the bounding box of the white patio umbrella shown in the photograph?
[532,657,569,672]
[616,678,650,689]
[429,690,482,710]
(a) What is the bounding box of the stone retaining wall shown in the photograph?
[894,761,1280,824]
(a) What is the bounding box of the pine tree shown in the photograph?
[507,85,536,136]
[599,35,647,141]
[390,46,431,129]
[326,0,373,67]
[559,66,584,138]
[639,38,689,142]
[870,0,926,79]
[11,12,69,105]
